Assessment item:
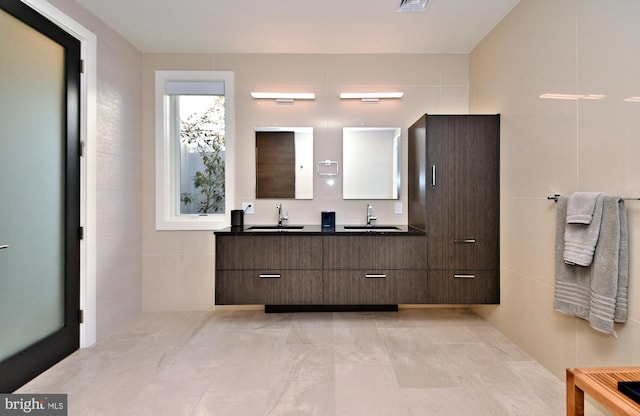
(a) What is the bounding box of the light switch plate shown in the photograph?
[395,202,403,214]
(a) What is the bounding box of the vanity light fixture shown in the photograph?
[539,93,607,100]
[580,94,607,100]
[250,92,316,104]
[339,92,404,103]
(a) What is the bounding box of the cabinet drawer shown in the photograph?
[427,270,499,304]
[427,236,497,270]
[216,235,322,270]
[323,270,399,304]
[396,270,428,304]
[323,236,426,270]
[215,270,323,305]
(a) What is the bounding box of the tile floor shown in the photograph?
[18,308,605,415]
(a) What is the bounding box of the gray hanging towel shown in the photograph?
[563,193,605,266]
[566,191,603,224]
[554,195,629,335]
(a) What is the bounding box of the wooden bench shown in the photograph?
[567,367,640,416]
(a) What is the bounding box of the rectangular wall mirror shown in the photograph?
[255,127,313,199]
[343,127,401,200]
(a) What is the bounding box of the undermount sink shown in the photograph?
[246,225,305,230]
[343,225,401,230]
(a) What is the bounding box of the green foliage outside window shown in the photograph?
[179,98,225,214]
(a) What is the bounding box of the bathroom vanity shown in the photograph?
[215,113,499,309]
[214,226,427,310]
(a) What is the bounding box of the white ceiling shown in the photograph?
[73,0,520,54]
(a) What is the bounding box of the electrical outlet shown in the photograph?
[242,202,254,214]
[395,202,403,214]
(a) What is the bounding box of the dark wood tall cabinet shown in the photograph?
[408,114,500,304]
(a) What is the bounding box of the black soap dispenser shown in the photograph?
[321,211,335,232]
[231,209,244,229]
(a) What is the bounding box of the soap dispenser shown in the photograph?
[321,211,335,232]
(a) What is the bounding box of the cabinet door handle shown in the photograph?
[453,274,476,279]
[259,273,281,279]
[365,273,387,279]
[454,239,476,244]
[431,165,436,186]
[0,245,8,250]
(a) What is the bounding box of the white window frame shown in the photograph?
[155,70,235,230]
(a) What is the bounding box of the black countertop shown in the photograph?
[214,224,425,236]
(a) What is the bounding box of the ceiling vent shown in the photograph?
[397,0,432,12]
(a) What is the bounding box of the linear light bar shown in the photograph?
[624,97,640,103]
[340,92,404,103]
[250,92,316,102]
[581,94,607,100]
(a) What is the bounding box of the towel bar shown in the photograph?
[548,194,640,202]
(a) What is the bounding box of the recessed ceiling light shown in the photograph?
[397,0,432,12]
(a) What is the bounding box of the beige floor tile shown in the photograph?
[335,362,407,416]
[380,327,460,388]
[15,308,596,416]
[191,390,270,416]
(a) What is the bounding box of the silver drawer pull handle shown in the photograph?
[365,273,387,279]
[431,165,436,186]
[454,274,476,279]
[259,274,281,279]
[454,239,476,244]
[0,245,8,250]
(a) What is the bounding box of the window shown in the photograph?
[155,71,234,230]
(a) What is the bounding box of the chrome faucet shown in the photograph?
[366,203,377,226]
[277,203,288,227]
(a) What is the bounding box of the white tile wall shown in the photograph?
[141,53,470,310]
[47,0,144,339]
[470,0,640,379]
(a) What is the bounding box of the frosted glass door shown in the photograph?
[0,7,66,361]
[0,1,80,392]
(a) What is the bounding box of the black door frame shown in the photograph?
[0,0,81,393]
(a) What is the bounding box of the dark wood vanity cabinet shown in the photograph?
[215,113,499,307]
[215,234,427,306]
[428,270,499,304]
[215,235,323,305]
[323,236,427,305]
[409,114,500,304]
